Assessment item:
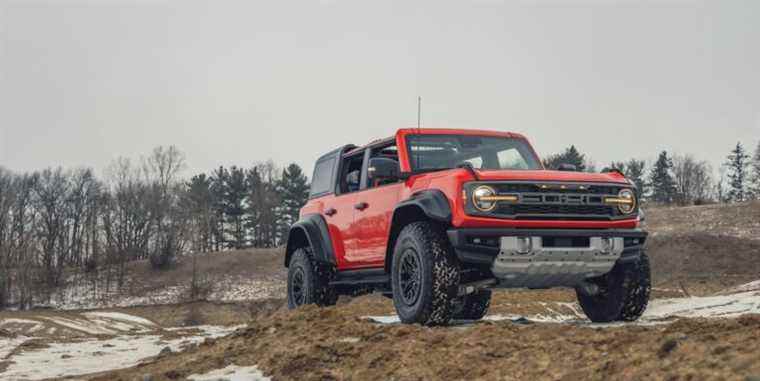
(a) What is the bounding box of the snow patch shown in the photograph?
[0,325,242,380]
[42,316,118,335]
[365,315,400,324]
[0,335,30,359]
[0,318,45,334]
[643,291,760,319]
[83,312,156,327]
[367,291,760,326]
[188,364,270,381]
[723,280,760,294]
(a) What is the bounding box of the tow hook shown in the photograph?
[458,279,497,296]
[578,282,601,296]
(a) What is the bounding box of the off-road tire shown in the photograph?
[576,251,651,323]
[453,290,492,320]
[287,248,338,309]
[391,221,460,326]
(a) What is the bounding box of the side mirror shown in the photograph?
[557,163,577,172]
[367,157,400,182]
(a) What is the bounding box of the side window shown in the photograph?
[310,157,335,198]
[366,144,401,188]
[339,152,364,194]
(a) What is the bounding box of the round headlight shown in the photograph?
[472,185,497,212]
[618,189,636,214]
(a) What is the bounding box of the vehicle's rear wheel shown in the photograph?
[391,221,460,326]
[287,248,337,309]
[453,290,492,320]
[576,251,651,323]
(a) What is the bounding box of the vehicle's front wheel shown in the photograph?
[576,251,651,323]
[453,290,492,320]
[287,248,337,309]
[391,221,460,326]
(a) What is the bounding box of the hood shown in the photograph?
[473,169,631,185]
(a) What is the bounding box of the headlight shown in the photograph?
[471,185,518,212]
[604,189,636,214]
[472,185,497,212]
[617,189,636,214]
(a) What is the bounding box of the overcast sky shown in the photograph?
[1,0,759,179]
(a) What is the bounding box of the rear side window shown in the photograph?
[310,157,336,198]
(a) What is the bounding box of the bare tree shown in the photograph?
[142,146,187,269]
[103,157,153,284]
[672,154,713,206]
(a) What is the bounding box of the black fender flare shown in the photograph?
[384,189,452,272]
[285,213,336,267]
[392,189,452,224]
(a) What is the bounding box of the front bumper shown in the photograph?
[447,228,647,288]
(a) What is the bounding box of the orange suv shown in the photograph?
[285,129,649,325]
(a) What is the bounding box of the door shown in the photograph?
[327,150,365,269]
[351,143,403,268]
[322,193,359,269]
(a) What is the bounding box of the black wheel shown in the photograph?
[287,248,337,309]
[391,221,460,326]
[453,290,492,320]
[576,251,651,323]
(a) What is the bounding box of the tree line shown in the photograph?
[2,139,759,309]
[0,146,309,308]
[544,140,760,205]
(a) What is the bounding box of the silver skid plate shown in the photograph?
[491,236,624,288]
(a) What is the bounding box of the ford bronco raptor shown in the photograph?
[285,129,650,325]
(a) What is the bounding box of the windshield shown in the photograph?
[406,134,542,172]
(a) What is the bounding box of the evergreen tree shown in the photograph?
[183,174,213,252]
[725,142,750,202]
[608,161,627,173]
[277,163,310,242]
[209,166,228,251]
[750,140,760,199]
[224,166,248,249]
[246,167,264,247]
[543,145,586,171]
[624,159,647,199]
[648,151,676,204]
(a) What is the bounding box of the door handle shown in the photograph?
[354,202,369,211]
[324,207,337,216]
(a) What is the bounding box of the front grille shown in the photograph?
[498,204,613,216]
[467,181,633,220]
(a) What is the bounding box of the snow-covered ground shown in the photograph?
[368,281,760,326]
[723,280,760,294]
[0,311,245,381]
[188,364,270,381]
[644,291,760,320]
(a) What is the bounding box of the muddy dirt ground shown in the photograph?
[90,292,760,381]
[2,203,760,380]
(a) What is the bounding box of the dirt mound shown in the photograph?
[92,299,760,381]
[645,201,760,240]
[647,232,760,293]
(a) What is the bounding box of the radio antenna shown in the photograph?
[416,96,422,171]
[417,96,421,129]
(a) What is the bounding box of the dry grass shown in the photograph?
[644,202,760,294]
[125,248,285,293]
